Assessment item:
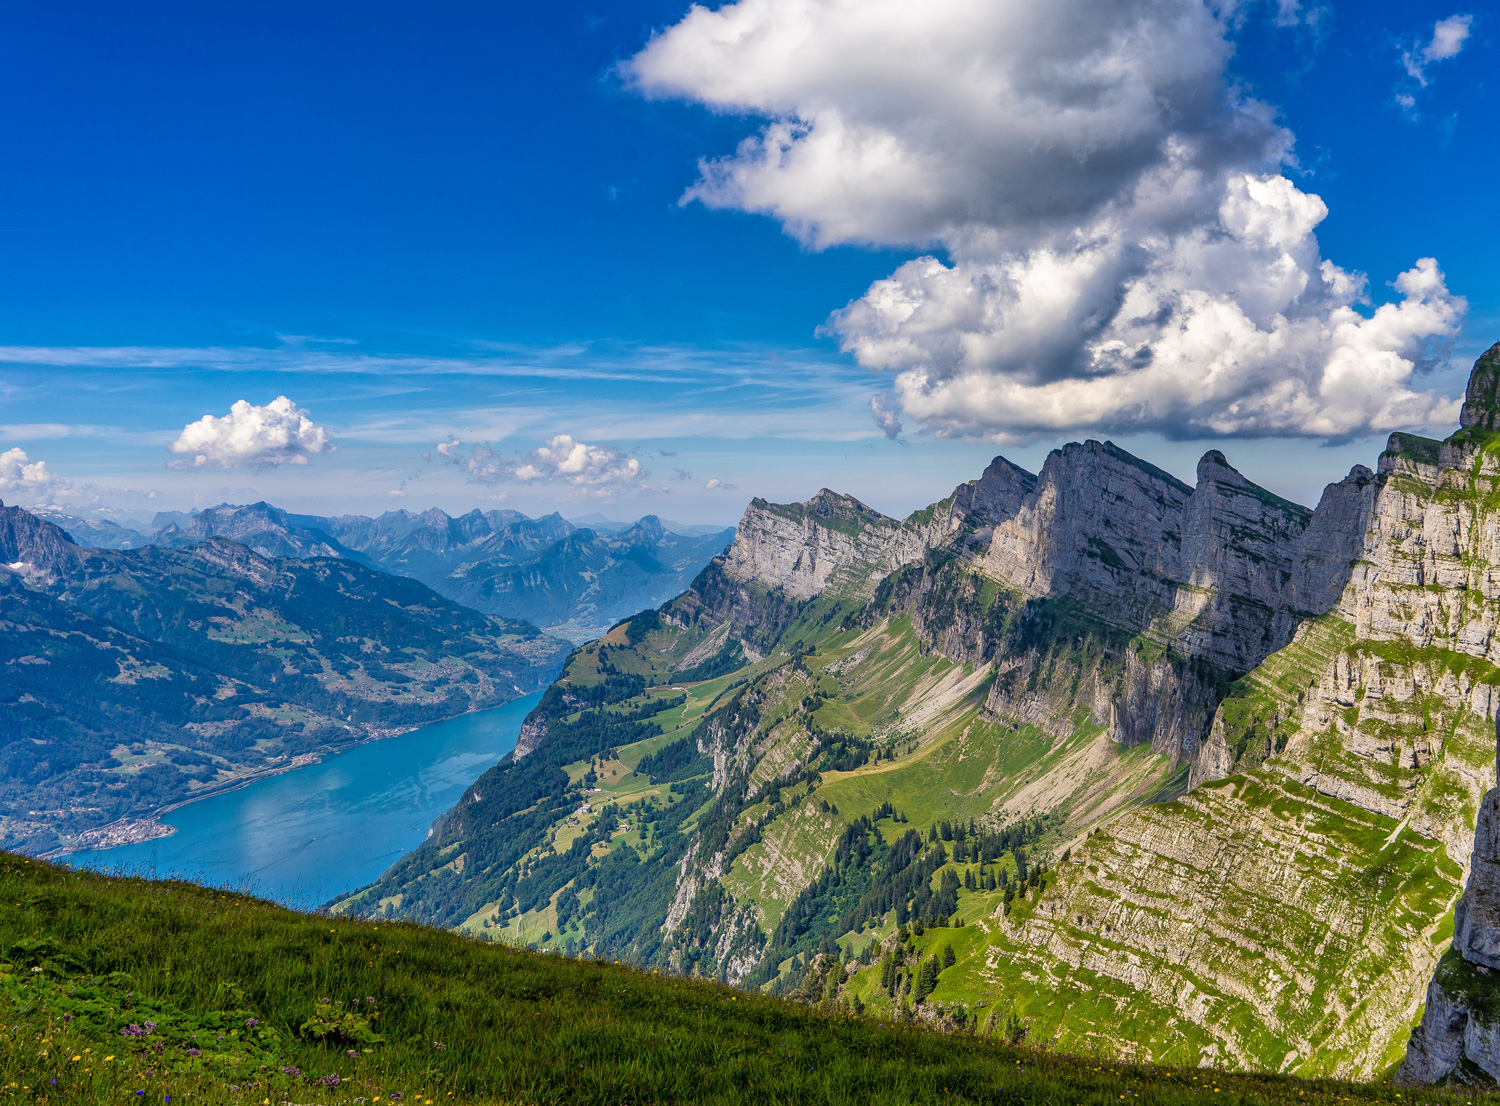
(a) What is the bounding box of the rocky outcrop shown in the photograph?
[1458,341,1500,433]
[1402,733,1500,1082]
[719,453,1039,604]
[720,490,907,601]
[0,502,81,572]
[513,715,548,760]
[967,440,1357,673]
[714,434,1379,769]
[1289,464,1378,615]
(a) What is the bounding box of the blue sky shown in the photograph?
[0,0,1493,525]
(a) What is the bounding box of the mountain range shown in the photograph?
[331,342,1500,1083]
[0,504,569,855]
[42,503,735,642]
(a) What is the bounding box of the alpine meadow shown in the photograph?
[1,0,1498,1103]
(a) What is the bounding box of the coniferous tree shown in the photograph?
[942,944,956,969]
[915,955,938,1002]
[822,959,842,1005]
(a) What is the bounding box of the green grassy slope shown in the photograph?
[2,853,1491,1106]
[327,409,1500,1081]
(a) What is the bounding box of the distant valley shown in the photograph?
[335,343,1500,1080]
[0,504,568,854]
[39,502,736,642]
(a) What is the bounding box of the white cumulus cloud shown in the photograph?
[170,397,336,468]
[0,447,67,503]
[444,434,644,490]
[631,0,1466,444]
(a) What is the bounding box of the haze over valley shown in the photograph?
[1,0,1497,1101]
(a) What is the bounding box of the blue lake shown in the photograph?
[63,692,539,910]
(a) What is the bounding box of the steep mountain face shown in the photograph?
[0,504,569,854]
[123,504,734,642]
[338,345,1500,1081]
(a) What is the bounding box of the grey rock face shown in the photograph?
[1458,341,1500,432]
[0,502,83,570]
[719,436,1366,765]
[1402,710,1500,1082]
[1290,464,1378,614]
[1402,971,1472,1084]
[719,490,906,601]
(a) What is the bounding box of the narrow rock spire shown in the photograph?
[1459,341,1500,431]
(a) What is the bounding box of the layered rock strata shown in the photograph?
[1401,715,1500,1082]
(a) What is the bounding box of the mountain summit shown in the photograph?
[332,340,1500,1081]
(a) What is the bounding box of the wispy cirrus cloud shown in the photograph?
[1403,14,1473,84]
[1395,14,1474,116]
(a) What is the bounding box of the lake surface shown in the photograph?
[63,692,539,910]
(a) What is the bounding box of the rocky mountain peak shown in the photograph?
[1195,449,1235,483]
[0,502,80,569]
[623,515,668,543]
[805,488,894,528]
[1041,439,1193,497]
[1459,341,1500,432]
[958,455,1037,525]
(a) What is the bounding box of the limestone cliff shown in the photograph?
[729,437,1361,767]
[349,343,1500,1083]
[1401,732,1500,1082]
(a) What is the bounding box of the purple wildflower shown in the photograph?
[185,1048,200,1057]
[244,1018,259,1028]
[142,1021,157,1032]
[282,1066,301,1078]
[347,1050,358,1059]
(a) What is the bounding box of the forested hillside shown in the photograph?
[87,502,735,641]
[335,342,1500,1081]
[0,505,567,854]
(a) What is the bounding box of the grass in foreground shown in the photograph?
[0,853,1491,1105]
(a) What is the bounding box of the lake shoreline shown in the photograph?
[53,692,540,910]
[40,693,540,860]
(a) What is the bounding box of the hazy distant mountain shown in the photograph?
[0,500,568,854]
[149,501,357,560]
[439,515,738,640]
[569,512,730,537]
[25,507,149,549]
[319,508,574,580]
[83,502,735,642]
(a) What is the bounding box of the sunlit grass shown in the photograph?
[1,853,1492,1105]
